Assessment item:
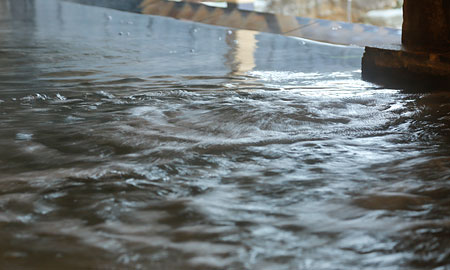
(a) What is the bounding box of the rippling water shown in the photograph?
[1,0,449,269]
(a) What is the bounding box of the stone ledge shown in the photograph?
[361,46,450,90]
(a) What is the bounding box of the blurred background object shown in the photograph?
[257,0,403,28]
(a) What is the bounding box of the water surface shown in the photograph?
[0,0,449,269]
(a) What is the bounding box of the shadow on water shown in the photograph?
[0,0,449,269]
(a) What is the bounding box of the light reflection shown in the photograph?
[235,30,257,73]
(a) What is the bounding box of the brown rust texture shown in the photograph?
[362,46,450,90]
[402,0,450,52]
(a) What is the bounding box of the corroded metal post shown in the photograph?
[362,0,450,90]
[402,0,450,52]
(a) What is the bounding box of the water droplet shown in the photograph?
[227,30,233,35]
[65,115,84,123]
[35,93,47,100]
[127,32,131,36]
[56,93,66,101]
[17,215,33,223]
[97,90,115,99]
[190,49,195,53]
[118,32,124,36]
[127,20,133,25]
[16,133,33,141]
[106,15,112,21]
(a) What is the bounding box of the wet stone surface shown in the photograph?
[0,0,449,269]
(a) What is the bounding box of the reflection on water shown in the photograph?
[0,0,449,269]
[228,30,257,73]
